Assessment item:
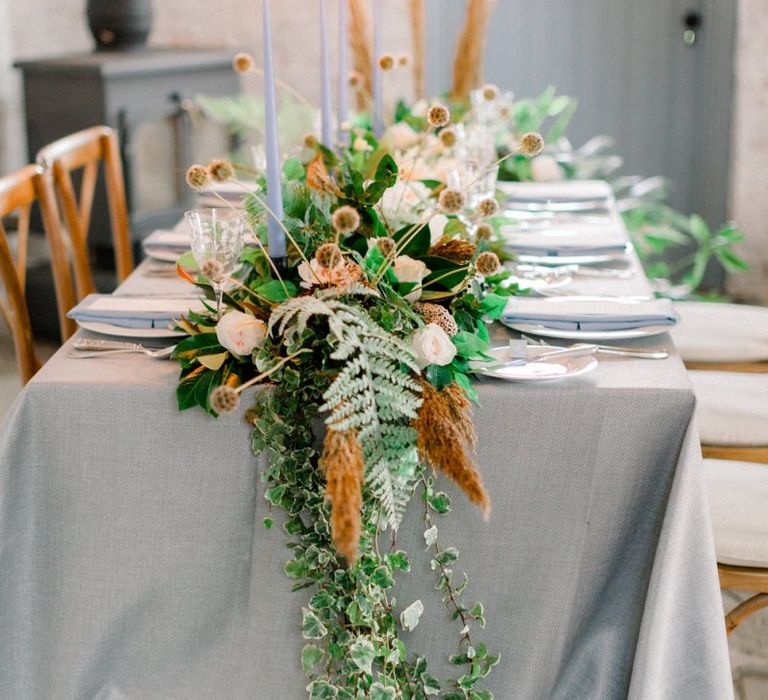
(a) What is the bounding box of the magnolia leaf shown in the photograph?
[302,608,328,640]
[349,637,376,674]
[370,683,397,700]
[424,525,438,548]
[400,600,424,631]
[301,644,325,673]
[198,352,228,371]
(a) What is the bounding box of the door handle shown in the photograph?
[683,10,702,46]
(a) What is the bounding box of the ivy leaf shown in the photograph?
[371,566,395,589]
[435,547,459,565]
[349,637,376,674]
[301,644,325,673]
[306,680,338,699]
[386,550,411,572]
[420,673,442,696]
[370,683,397,700]
[400,600,424,631]
[302,608,328,639]
[424,525,439,547]
[428,491,452,514]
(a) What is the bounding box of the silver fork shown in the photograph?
[69,339,176,359]
[521,334,669,360]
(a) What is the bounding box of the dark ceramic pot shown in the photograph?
[86,0,153,51]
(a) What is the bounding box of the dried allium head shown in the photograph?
[303,133,318,150]
[378,53,395,72]
[413,302,459,337]
[207,159,234,183]
[476,197,499,218]
[429,236,477,264]
[185,164,211,191]
[475,251,501,277]
[475,222,494,242]
[200,257,226,283]
[438,188,466,214]
[518,131,545,157]
[331,205,361,235]
[413,379,490,517]
[499,105,511,119]
[232,52,255,74]
[319,428,364,563]
[348,71,364,89]
[482,83,499,101]
[376,236,397,257]
[210,385,241,415]
[315,243,343,270]
[397,53,409,67]
[426,102,451,129]
[439,127,457,149]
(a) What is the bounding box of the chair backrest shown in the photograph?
[37,126,133,299]
[0,165,76,384]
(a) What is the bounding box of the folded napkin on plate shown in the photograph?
[502,297,679,331]
[67,294,202,329]
[501,225,630,257]
[141,229,190,256]
[498,180,612,202]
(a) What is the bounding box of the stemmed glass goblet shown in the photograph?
[185,208,245,319]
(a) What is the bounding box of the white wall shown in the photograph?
[0,0,766,299]
[727,0,768,302]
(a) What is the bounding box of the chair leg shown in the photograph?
[726,593,768,635]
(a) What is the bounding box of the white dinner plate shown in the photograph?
[504,322,671,341]
[145,248,186,263]
[502,272,573,294]
[515,246,632,266]
[470,345,598,382]
[76,320,186,339]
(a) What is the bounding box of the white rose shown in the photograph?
[411,323,457,369]
[393,255,429,303]
[216,310,267,356]
[382,121,421,152]
[378,180,430,228]
[530,155,564,182]
[428,214,448,246]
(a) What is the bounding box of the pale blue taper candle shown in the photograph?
[337,0,349,142]
[371,0,383,137]
[319,0,333,146]
[262,0,286,260]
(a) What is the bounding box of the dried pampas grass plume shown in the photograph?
[348,0,373,111]
[414,380,489,517]
[451,0,498,101]
[320,428,364,563]
[409,0,426,99]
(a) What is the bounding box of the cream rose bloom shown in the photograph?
[411,323,457,368]
[378,180,431,228]
[216,310,267,356]
[382,121,421,152]
[428,214,449,246]
[530,155,564,182]
[393,255,429,303]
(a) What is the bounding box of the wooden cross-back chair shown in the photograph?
[685,356,768,636]
[0,165,75,384]
[37,125,133,301]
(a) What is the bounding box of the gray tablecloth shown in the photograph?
[0,256,732,699]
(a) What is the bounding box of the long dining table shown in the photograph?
[0,227,733,698]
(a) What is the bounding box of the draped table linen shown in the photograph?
[0,253,732,699]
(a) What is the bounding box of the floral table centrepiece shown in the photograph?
[172,101,543,697]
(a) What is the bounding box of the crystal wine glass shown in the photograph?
[185,208,245,319]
